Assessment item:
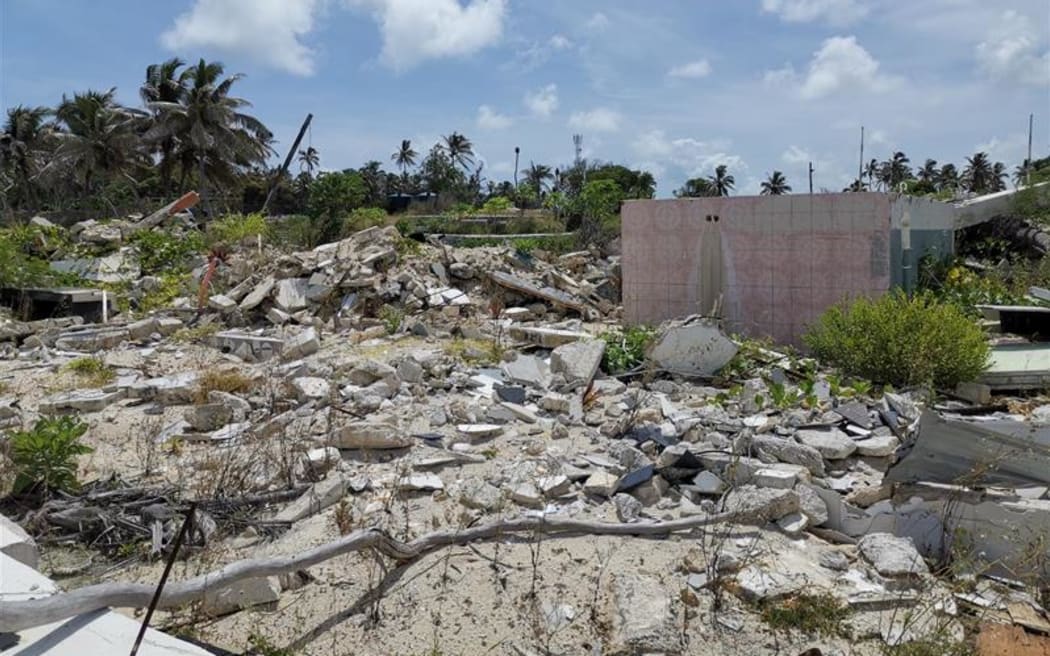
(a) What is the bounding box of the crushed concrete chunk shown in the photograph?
[203,576,281,616]
[646,319,737,377]
[722,486,799,523]
[1,514,38,569]
[858,533,930,577]
[795,428,857,460]
[330,421,410,449]
[38,389,122,414]
[550,339,605,389]
[606,574,681,655]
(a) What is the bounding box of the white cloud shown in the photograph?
[586,12,609,32]
[524,84,559,118]
[766,36,897,99]
[975,133,1029,165]
[161,0,321,75]
[633,129,746,178]
[348,0,507,71]
[548,34,572,50]
[976,10,1049,87]
[781,145,812,165]
[476,105,512,130]
[760,0,869,26]
[568,107,622,132]
[668,59,712,79]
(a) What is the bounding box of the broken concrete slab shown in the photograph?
[507,326,592,348]
[795,428,857,460]
[282,327,319,361]
[274,473,349,523]
[38,389,123,414]
[722,486,800,523]
[54,327,129,352]
[743,434,826,477]
[646,318,737,377]
[202,576,281,616]
[606,575,681,656]
[489,271,590,315]
[887,410,1050,488]
[500,354,551,389]
[274,278,309,312]
[550,339,605,389]
[208,331,284,363]
[0,515,38,569]
[239,276,275,310]
[183,403,233,432]
[858,533,930,577]
[330,421,411,449]
[128,371,199,405]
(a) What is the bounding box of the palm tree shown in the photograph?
[760,170,791,195]
[674,177,717,197]
[963,152,993,194]
[881,151,912,189]
[442,132,474,170]
[1014,160,1031,188]
[937,163,960,192]
[865,158,881,190]
[392,139,417,175]
[51,88,145,194]
[844,179,867,192]
[524,161,553,194]
[992,161,1008,192]
[297,145,319,174]
[0,105,53,206]
[918,159,938,184]
[140,57,189,195]
[146,59,272,216]
[708,164,734,196]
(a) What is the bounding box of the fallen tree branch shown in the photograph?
[0,510,752,632]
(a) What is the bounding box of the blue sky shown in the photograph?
[2,0,1048,196]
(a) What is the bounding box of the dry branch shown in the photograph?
[0,510,751,632]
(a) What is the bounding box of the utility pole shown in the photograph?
[261,113,312,215]
[1028,113,1034,186]
[858,126,865,188]
[513,146,520,187]
[808,162,814,194]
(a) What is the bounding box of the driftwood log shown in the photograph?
[0,510,752,632]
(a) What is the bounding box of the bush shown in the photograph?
[481,196,514,213]
[207,213,270,245]
[130,229,205,273]
[601,326,656,374]
[8,416,92,495]
[803,290,989,388]
[345,207,388,233]
[0,230,59,287]
[66,357,116,387]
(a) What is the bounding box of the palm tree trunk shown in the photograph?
[198,155,211,221]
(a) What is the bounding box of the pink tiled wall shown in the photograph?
[622,193,892,345]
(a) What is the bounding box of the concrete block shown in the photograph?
[0,515,38,569]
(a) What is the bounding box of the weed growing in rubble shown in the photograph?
[880,636,976,656]
[207,213,270,245]
[245,632,295,656]
[193,369,255,404]
[804,290,989,389]
[600,326,655,374]
[8,416,92,496]
[130,229,204,274]
[378,305,404,335]
[758,592,852,639]
[66,356,116,387]
[170,322,220,343]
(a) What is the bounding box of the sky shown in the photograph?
[1,0,1048,196]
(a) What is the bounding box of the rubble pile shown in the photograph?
[0,224,1048,655]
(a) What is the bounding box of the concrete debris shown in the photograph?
[549,338,605,389]
[646,317,738,377]
[857,533,930,577]
[606,575,681,655]
[795,428,857,460]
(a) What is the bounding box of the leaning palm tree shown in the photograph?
[937,163,960,192]
[708,164,735,196]
[882,151,912,189]
[140,57,190,195]
[962,152,993,194]
[991,161,1008,192]
[760,170,791,195]
[51,88,146,194]
[442,132,475,170]
[865,158,881,190]
[1014,160,1031,188]
[917,159,938,184]
[0,105,53,207]
[146,59,272,216]
[524,161,553,194]
[297,146,319,174]
[391,139,417,176]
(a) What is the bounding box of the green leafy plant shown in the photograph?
[345,207,389,233]
[130,229,204,273]
[804,290,989,388]
[759,592,852,639]
[378,305,404,335]
[600,326,655,374]
[66,357,116,387]
[207,213,270,245]
[765,380,802,409]
[480,195,514,212]
[8,416,92,495]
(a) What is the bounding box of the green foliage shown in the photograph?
[207,213,269,245]
[804,290,989,388]
[0,230,61,287]
[480,196,514,212]
[759,593,851,639]
[138,272,190,312]
[919,258,1024,316]
[575,179,624,247]
[378,305,404,335]
[130,229,204,273]
[600,326,655,374]
[66,357,116,387]
[308,170,367,219]
[245,632,295,656]
[1013,179,1050,223]
[8,416,92,495]
[345,207,389,233]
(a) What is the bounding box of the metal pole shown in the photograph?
[1028,113,1034,186]
[261,113,313,215]
[858,126,865,188]
[129,502,197,656]
[808,162,814,194]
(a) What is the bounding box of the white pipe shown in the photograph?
[101,290,108,323]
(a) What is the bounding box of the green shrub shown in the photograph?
[481,196,514,213]
[378,305,404,335]
[207,213,270,245]
[345,207,388,233]
[130,229,204,273]
[66,357,116,387]
[759,593,851,638]
[601,326,656,374]
[804,290,989,388]
[8,416,92,495]
[0,231,57,287]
